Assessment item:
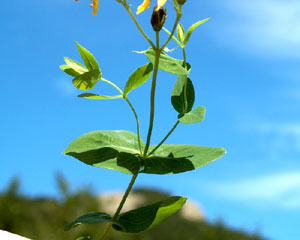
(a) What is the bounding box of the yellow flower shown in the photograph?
[137,0,167,14]
[92,0,99,16]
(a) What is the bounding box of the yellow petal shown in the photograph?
[157,0,167,9]
[136,0,151,14]
[92,0,99,16]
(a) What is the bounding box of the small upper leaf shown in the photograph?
[124,63,153,97]
[60,65,82,77]
[72,69,101,91]
[76,42,100,71]
[171,76,195,114]
[183,18,210,47]
[179,106,206,124]
[64,130,143,174]
[78,93,122,100]
[64,212,112,231]
[64,57,88,74]
[113,196,186,233]
[145,49,189,76]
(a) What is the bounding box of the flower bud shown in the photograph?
[176,0,186,5]
[151,6,167,32]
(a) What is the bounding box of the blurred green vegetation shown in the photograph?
[0,175,266,240]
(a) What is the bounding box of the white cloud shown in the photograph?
[213,0,300,58]
[54,78,77,97]
[208,172,300,209]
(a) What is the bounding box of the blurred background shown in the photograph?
[1,0,300,239]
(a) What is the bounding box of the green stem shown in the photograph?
[147,120,180,156]
[101,78,142,154]
[124,96,143,154]
[143,31,161,156]
[160,5,182,51]
[182,48,188,112]
[99,173,139,240]
[122,3,156,49]
[101,78,123,95]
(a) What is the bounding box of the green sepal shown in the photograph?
[72,69,101,91]
[141,144,226,174]
[145,48,189,76]
[171,76,195,114]
[183,18,210,47]
[124,63,153,97]
[113,196,187,233]
[63,130,143,175]
[179,106,206,124]
[64,212,112,231]
[78,93,123,99]
[76,42,100,71]
[177,24,185,43]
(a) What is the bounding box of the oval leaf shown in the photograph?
[64,131,143,174]
[76,42,100,71]
[171,76,195,114]
[78,93,122,100]
[179,106,206,124]
[145,49,189,76]
[113,196,186,233]
[141,144,226,174]
[72,69,100,91]
[64,212,112,231]
[124,63,153,96]
[183,18,210,47]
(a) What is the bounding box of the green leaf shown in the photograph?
[78,93,122,99]
[183,18,210,47]
[145,48,189,76]
[176,24,185,43]
[141,144,226,174]
[60,65,81,77]
[64,57,88,74]
[113,196,186,233]
[171,76,195,114]
[64,212,112,231]
[124,63,153,96]
[179,106,206,124]
[64,130,143,174]
[76,42,100,71]
[162,27,182,47]
[72,69,100,91]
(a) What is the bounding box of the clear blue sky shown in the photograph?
[1,0,300,240]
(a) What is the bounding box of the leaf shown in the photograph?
[72,69,101,91]
[179,106,206,124]
[64,130,143,174]
[183,18,210,47]
[64,212,112,231]
[113,196,186,233]
[171,76,195,114]
[124,63,153,96]
[78,93,122,99]
[141,144,226,174]
[145,48,189,76]
[64,57,88,74]
[76,42,100,71]
[176,24,185,43]
[60,65,82,77]
[162,27,182,47]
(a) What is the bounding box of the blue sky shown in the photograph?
[1,0,300,240]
